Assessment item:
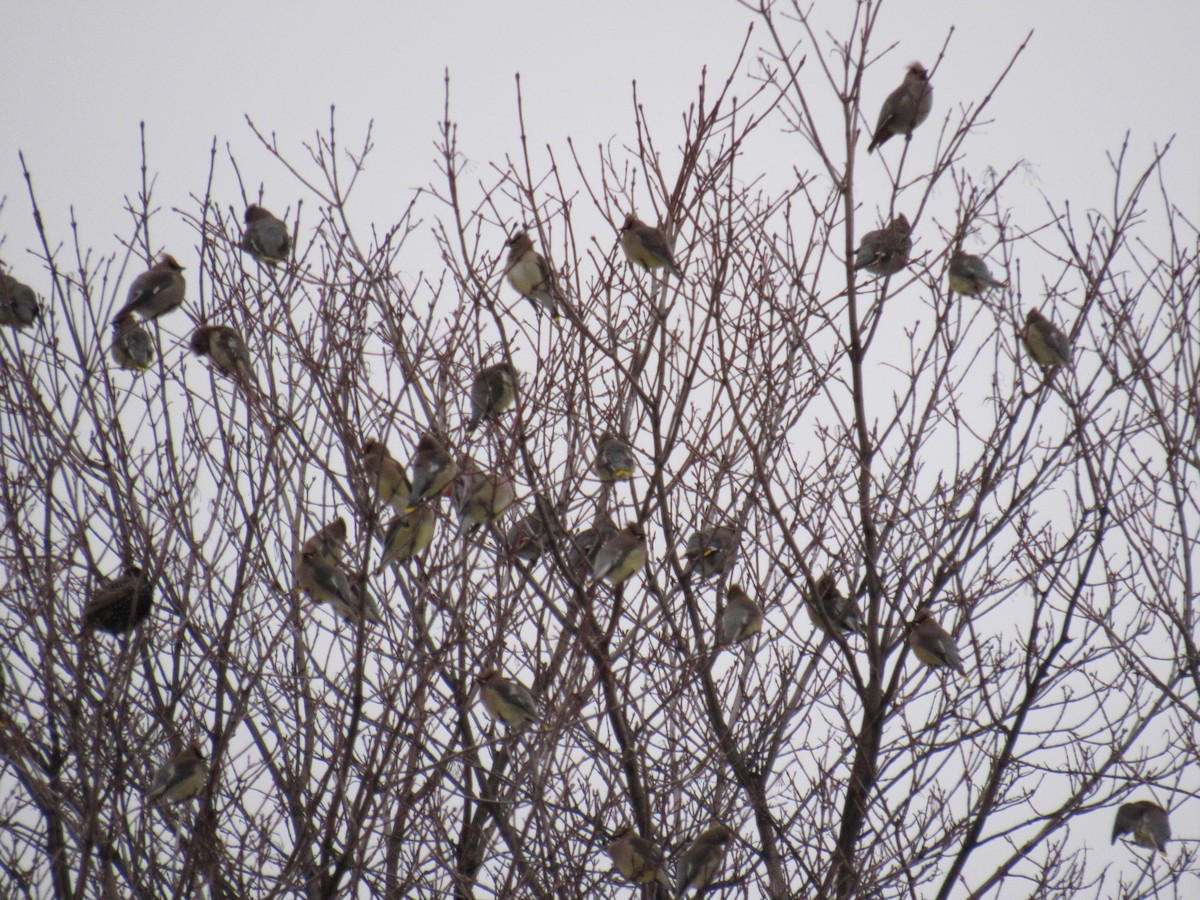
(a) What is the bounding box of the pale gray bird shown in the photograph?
[949,251,1006,297]
[806,573,862,637]
[376,506,436,571]
[504,230,562,320]
[240,205,290,265]
[854,215,912,275]
[362,440,411,512]
[568,510,617,578]
[111,314,156,371]
[718,584,764,647]
[1021,308,1072,368]
[112,254,185,322]
[593,432,638,482]
[606,826,671,889]
[0,271,40,328]
[82,566,154,634]
[591,523,648,586]
[619,213,683,278]
[190,325,255,383]
[466,362,517,433]
[476,669,540,728]
[145,743,208,804]
[867,63,933,154]
[1112,800,1170,856]
[908,607,965,674]
[406,433,459,510]
[302,516,348,566]
[674,824,734,898]
[295,546,382,624]
[681,526,740,581]
[456,469,517,535]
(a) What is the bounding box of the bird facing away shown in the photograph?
[362,440,411,512]
[681,526,740,581]
[718,584,764,647]
[504,230,562,320]
[606,826,671,889]
[0,272,40,328]
[867,63,933,154]
[145,743,208,804]
[301,516,348,566]
[294,546,382,624]
[806,573,862,637]
[476,669,540,728]
[111,315,156,371]
[456,470,517,535]
[674,824,734,897]
[619,213,683,278]
[406,433,459,510]
[377,506,436,571]
[466,362,517,433]
[82,566,154,634]
[949,251,1007,297]
[1021,309,1072,368]
[591,523,648,586]
[593,432,638,482]
[190,325,255,383]
[1112,801,1170,856]
[908,607,965,674]
[854,215,912,276]
[112,254,185,322]
[240,205,290,265]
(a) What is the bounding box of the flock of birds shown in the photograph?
[0,60,1171,894]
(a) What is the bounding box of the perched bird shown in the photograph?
[567,510,617,578]
[111,314,156,371]
[1021,309,1072,368]
[0,271,40,328]
[854,215,912,276]
[907,607,965,674]
[1112,800,1170,856]
[294,546,382,624]
[145,743,208,804]
[362,440,411,512]
[593,432,638,482]
[376,506,436,571]
[606,826,671,889]
[591,523,648,586]
[240,205,290,265]
[456,470,517,535]
[867,63,933,154]
[681,526,740,581]
[674,824,734,897]
[504,230,562,320]
[506,509,550,562]
[190,325,255,383]
[476,669,540,728]
[82,566,154,634]
[301,516,348,566]
[805,573,862,637]
[718,584,764,647]
[112,254,185,322]
[949,251,1006,297]
[466,362,517,433]
[406,433,459,510]
[619,213,683,278]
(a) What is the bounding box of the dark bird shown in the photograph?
[112,254,185,322]
[867,63,933,154]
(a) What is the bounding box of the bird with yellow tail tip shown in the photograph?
[1021,308,1072,368]
[82,566,154,634]
[112,254,185,322]
[805,573,861,637]
[949,251,1006,297]
[476,669,540,728]
[376,507,436,572]
[718,584,763,647]
[854,215,912,276]
[593,432,638,482]
[302,516,348,566]
[145,743,208,804]
[1112,800,1170,856]
[606,826,671,889]
[591,523,647,586]
[190,325,256,384]
[681,525,739,581]
[240,205,290,266]
[406,433,458,511]
[466,362,517,434]
[362,440,411,512]
[504,230,563,321]
[673,824,734,897]
[867,63,932,154]
[294,546,382,624]
[619,213,683,279]
[907,607,965,674]
[111,314,155,371]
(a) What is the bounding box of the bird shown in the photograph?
[1021,309,1072,368]
[406,433,459,510]
[949,251,1006,297]
[376,507,436,571]
[82,566,154,634]
[718,584,764,647]
[145,743,208,804]
[301,516,348,565]
[605,826,671,889]
[190,325,255,383]
[867,63,933,154]
[591,523,648,586]
[506,510,550,562]
[567,510,617,578]
[111,314,156,371]
[456,469,517,536]
[673,823,734,897]
[681,526,740,581]
[907,607,965,674]
[1112,800,1170,856]
[294,546,382,624]
[854,215,912,276]
[593,432,638,482]
[0,270,40,328]
[504,230,563,320]
[805,573,862,637]
[476,669,540,728]
[112,254,185,322]
[240,205,290,265]
[362,440,411,512]
[619,213,683,278]
[466,362,517,433]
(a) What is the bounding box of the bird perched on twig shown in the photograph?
[301,516,348,566]
[112,254,185,322]
[295,546,382,624]
[606,826,671,889]
[1021,309,1072,368]
[854,216,912,276]
[376,507,436,571]
[111,314,155,371]
[949,251,1006,297]
[619,213,683,279]
[145,743,208,804]
[673,823,735,897]
[190,325,256,384]
[907,607,965,674]
[0,270,40,328]
[82,566,154,634]
[717,584,764,647]
[455,468,516,536]
[591,523,648,586]
[406,433,459,510]
[805,573,861,638]
[504,230,563,321]
[466,362,517,433]
[867,63,933,154]
[1112,800,1170,856]
[476,669,540,728]
[681,526,740,581]
[362,440,411,512]
[593,432,638,482]
[240,205,290,265]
